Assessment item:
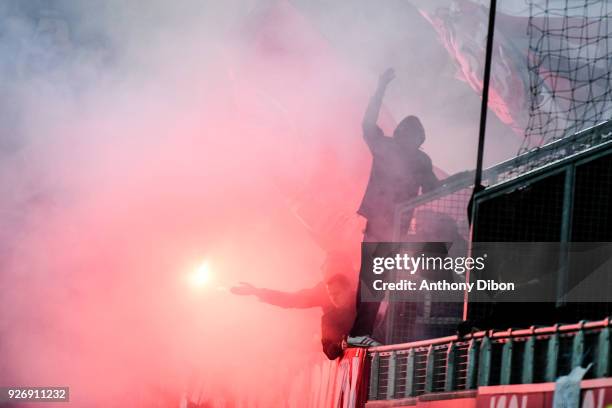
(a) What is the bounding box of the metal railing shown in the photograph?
[391,120,612,242]
[367,318,611,401]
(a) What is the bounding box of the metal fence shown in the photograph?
[368,318,612,401]
[392,120,612,243]
[382,120,612,345]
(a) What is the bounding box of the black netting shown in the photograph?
[523,0,612,153]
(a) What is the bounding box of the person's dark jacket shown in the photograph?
[254,282,354,360]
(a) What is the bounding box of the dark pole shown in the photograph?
[473,0,498,189]
[465,0,498,322]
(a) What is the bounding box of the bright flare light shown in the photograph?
[188,261,212,289]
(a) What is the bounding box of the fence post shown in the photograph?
[445,342,456,392]
[425,345,435,393]
[369,352,379,400]
[478,335,492,386]
[501,336,513,385]
[405,349,415,398]
[466,339,478,389]
[522,329,535,384]
[571,322,585,369]
[387,351,397,400]
[545,327,560,382]
[596,322,610,377]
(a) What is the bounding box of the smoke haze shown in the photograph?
[0,0,517,406]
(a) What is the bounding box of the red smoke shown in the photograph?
[0,1,393,406]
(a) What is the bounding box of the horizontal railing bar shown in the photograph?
[368,318,611,354]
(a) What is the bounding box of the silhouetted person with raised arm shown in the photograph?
[348,68,442,347]
[358,68,441,241]
[230,253,356,360]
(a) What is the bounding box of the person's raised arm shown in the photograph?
[230,282,326,309]
[362,68,395,150]
[363,68,395,127]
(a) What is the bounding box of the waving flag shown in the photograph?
[415,0,612,147]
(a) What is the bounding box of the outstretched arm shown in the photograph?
[231,282,326,309]
[362,68,395,150]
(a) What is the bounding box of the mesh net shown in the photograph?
[381,1,612,344]
[522,0,612,153]
[381,179,472,345]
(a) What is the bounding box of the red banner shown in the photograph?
[477,379,612,408]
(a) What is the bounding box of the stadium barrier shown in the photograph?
[366,318,611,403]
[392,120,612,242]
[383,120,612,345]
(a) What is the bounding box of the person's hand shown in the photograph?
[230,282,257,296]
[378,68,395,89]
